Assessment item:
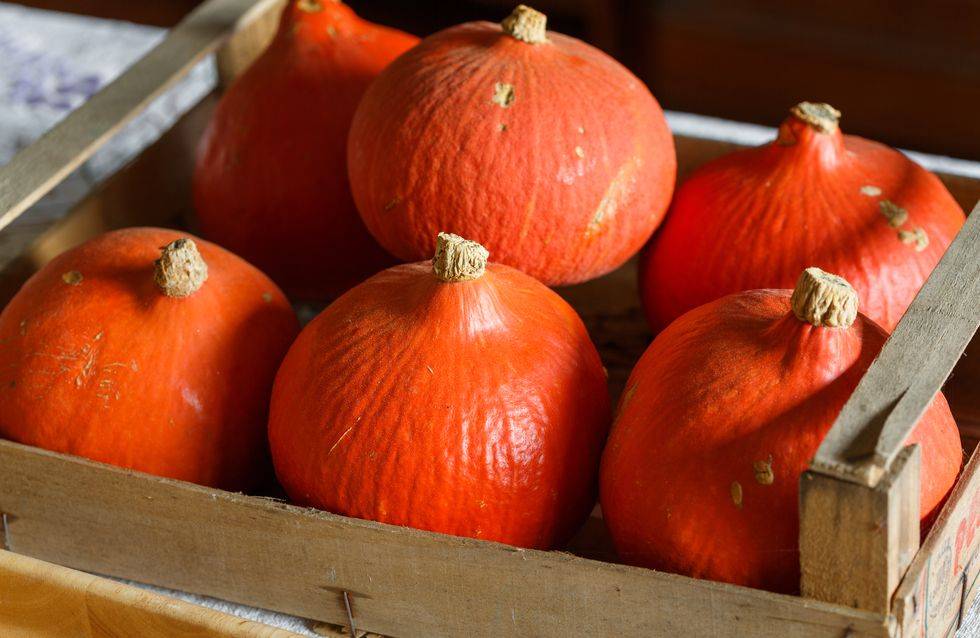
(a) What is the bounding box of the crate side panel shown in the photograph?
[0,440,889,638]
[895,445,980,637]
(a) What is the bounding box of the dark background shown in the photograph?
[14,0,980,160]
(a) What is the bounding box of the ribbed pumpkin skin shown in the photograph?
[347,22,675,286]
[599,290,962,593]
[269,262,611,548]
[193,1,418,300]
[641,115,965,331]
[0,228,299,491]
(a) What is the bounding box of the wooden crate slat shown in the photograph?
[0,549,301,637]
[0,0,278,235]
[811,201,980,487]
[894,445,980,637]
[0,439,890,638]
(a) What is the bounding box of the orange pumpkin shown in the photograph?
[640,102,965,332]
[347,5,675,286]
[0,228,299,491]
[600,268,962,593]
[269,233,611,548]
[194,0,419,299]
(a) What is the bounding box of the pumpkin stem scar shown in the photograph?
[62,271,83,286]
[878,200,909,228]
[753,456,774,485]
[790,267,858,328]
[432,232,489,282]
[501,5,548,44]
[730,481,743,509]
[296,0,322,12]
[154,239,208,298]
[898,227,929,252]
[790,102,841,134]
[492,83,515,108]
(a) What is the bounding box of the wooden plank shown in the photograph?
[800,446,921,613]
[894,445,980,637]
[0,0,280,235]
[0,549,301,637]
[214,0,284,86]
[0,439,890,638]
[811,203,980,487]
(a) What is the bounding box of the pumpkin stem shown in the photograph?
[790,102,841,134]
[790,267,858,328]
[433,232,489,282]
[501,5,548,44]
[154,238,208,298]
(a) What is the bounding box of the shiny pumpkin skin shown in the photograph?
[193,1,418,300]
[599,290,963,593]
[347,21,676,286]
[640,115,965,331]
[0,228,299,491]
[269,261,611,548]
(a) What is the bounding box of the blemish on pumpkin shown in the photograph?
[19,320,26,336]
[296,0,322,12]
[861,185,882,197]
[730,481,743,509]
[262,292,273,303]
[898,227,929,252]
[327,425,355,456]
[325,25,337,37]
[753,456,774,485]
[574,146,585,158]
[478,500,487,509]
[384,196,402,211]
[130,360,139,372]
[426,365,434,375]
[621,383,637,407]
[879,200,909,228]
[586,154,641,237]
[578,126,585,134]
[62,271,83,286]
[492,82,515,108]
[498,123,508,132]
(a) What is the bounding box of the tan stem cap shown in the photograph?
[790,267,858,328]
[790,102,841,134]
[433,232,489,282]
[502,5,547,44]
[154,238,208,297]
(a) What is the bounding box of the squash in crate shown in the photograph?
[194,0,419,300]
[600,268,962,594]
[269,232,611,549]
[640,102,965,331]
[0,228,299,491]
[347,5,675,286]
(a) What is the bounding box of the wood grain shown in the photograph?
[0,439,891,638]
[800,446,921,613]
[0,0,278,235]
[0,549,302,637]
[894,445,980,637]
[811,202,980,487]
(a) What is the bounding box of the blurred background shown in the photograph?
[9,0,980,159]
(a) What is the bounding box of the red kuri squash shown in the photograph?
[641,102,965,332]
[269,232,611,548]
[0,228,299,491]
[600,268,962,593]
[347,5,675,286]
[193,0,419,299]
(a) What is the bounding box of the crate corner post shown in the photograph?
[800,446,921,614]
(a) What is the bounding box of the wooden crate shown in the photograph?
[0,0,978,636]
